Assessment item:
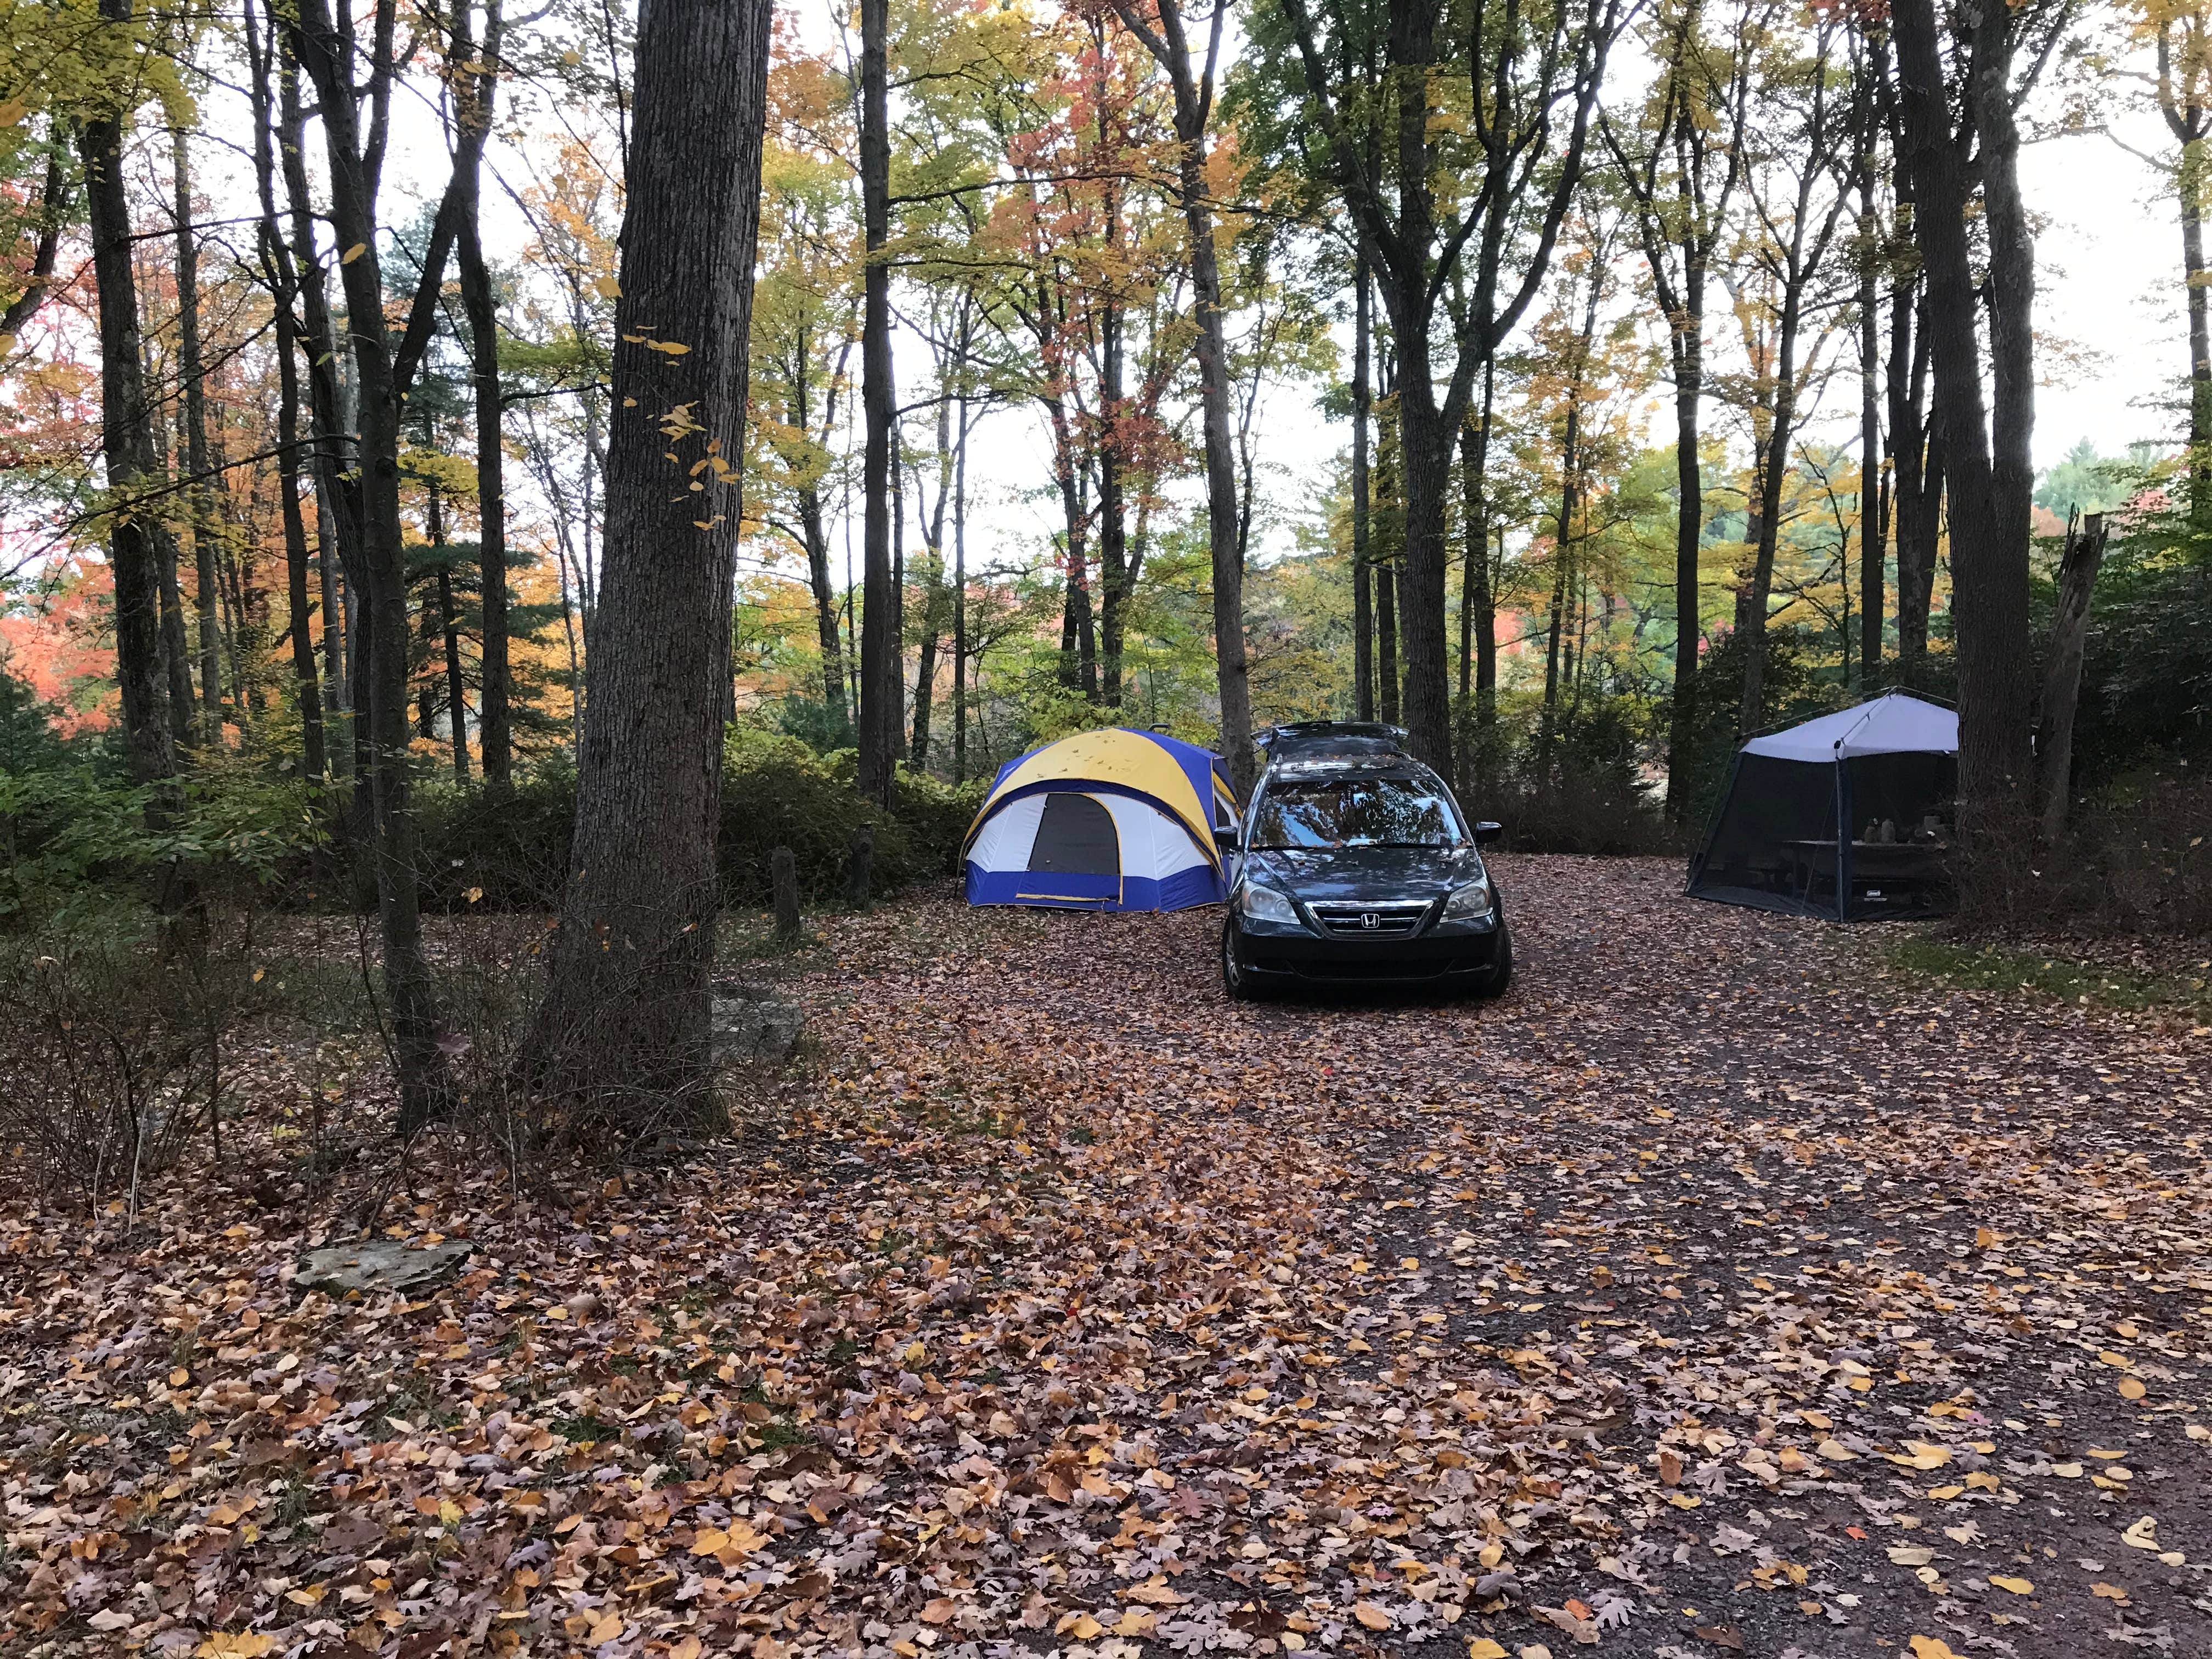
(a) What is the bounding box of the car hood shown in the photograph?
[1242,844,1487,904]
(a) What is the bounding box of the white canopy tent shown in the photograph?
[1740,694,1960,763]
[1687,691,1959,921]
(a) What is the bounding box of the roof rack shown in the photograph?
[1254,721,1414,763]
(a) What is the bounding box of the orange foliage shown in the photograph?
[0,557,118,733]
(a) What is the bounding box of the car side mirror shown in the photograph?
[1474,821,1503,845]
[1214,826,1240,853]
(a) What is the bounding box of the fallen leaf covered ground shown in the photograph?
[4,856,2210,1659]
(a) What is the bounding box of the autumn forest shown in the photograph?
[3,0,2212,1653]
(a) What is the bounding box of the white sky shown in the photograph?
[831,16,2197,577]
[131,5,2198,590]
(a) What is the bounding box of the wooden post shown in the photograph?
[771,845,802,943]
[2038,509,2109,842]
[842,823,875,909]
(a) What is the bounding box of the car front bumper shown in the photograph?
[1230,916,1506,985]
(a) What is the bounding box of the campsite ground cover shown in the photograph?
[3,856,2210,1659]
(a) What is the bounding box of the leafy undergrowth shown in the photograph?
[4,856,2210,1659]
[1881,936,2212,1025]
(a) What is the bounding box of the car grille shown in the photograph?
[1307,900,1432,937]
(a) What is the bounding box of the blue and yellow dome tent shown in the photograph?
[961,728,1239,911]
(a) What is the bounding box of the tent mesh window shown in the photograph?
[1838,753,1955,918]
[1690,755,1841,914]
[1027,793,1120,875]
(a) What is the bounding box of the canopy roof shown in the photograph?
[964,727,1229,866]
[1740,691,1957,763]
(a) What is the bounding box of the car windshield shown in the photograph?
[1250,777,1461,849]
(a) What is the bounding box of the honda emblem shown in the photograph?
[1360,911,1379,929]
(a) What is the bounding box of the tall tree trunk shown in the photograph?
[1389,362,1451,768]
[172,128,222,742]
[889,422,906,746]
[152,398,194,751]
[2160,20,2212,509]
[1459,359,1496,731]
[79,2,176,796]
[1893,0,2035,830]
[0,149,66,342]
[247,0,326,780]
[1375,368,1401,725]
[2184,171,2209,503]
[1110,0,1251,789]
[1857,266,1883,686]
[441,578,470,783]
[276,326,328,780]
[1664,273,1707,817]
[856,0,898,804]
[1539,399,1582,763]
[1097,292,1129,708]
[1351,252,1375,722]
[1888,279,1939,680]
[952,393,968,782]
[526,0,771,1109]
[278,8,360,784]
[294,0,457,1126]
[802,496,846,726]
[1048,393,1098,699]
[1738,329,1801,736]
[455,0,510,786]
[910,580,938,764]
[1855,27,1887,686]
[427,486,470,785]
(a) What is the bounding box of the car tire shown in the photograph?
[1470,922,1513,1000]
[1221,921,1264,1002]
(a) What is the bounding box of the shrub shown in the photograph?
[415,759,582,912]
[0,924,246,1212]
[1956,770,2212,938]
[1459,693,1674,856]
[719,731,985,900]
[405,738,985,912]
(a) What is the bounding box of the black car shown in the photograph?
[1218,723,1510,999]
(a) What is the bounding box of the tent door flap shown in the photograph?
[1027,792,1121,876]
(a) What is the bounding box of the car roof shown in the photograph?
[1261,759,1445,788]
[1254,721,1413,764]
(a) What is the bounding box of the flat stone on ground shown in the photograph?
[297,1239,473,1294]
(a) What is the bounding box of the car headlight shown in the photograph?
[1442,877,1494,923]
[1238,883,1301,926]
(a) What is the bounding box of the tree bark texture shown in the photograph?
[172,128,223,741]
[856,0,898,805]
[1351,253,1375,723]
[246,0,326,781]
[455,0,510,786]
[525,0,771,1114]
[1893,0,2036,829]
[79,5,176,792]
[294,0,461,1126]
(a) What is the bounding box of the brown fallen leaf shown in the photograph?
[1695,1623,1746,1651]
[1353,1601,1393,1630]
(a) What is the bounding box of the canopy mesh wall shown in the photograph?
[1688,752,1956,921]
